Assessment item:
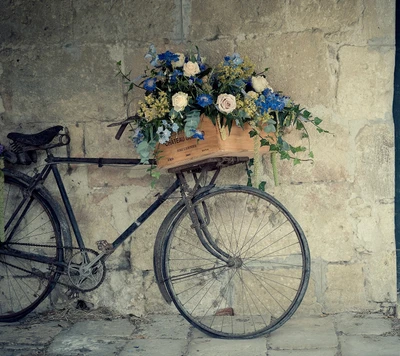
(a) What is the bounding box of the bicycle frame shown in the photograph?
[3,152,232,272]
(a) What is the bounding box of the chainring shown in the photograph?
[67,249,106,292]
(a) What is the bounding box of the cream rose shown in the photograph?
[172,92,188,112]
[172,53,185,68]
[251,76,271,93]
[183,61,200,77]
[216,94,236,114]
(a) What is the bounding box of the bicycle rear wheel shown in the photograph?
[0,173,63,322]
[162,185,310,339]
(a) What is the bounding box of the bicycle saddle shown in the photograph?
[7,126,64,146]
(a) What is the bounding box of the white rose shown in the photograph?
[172,53,185,68]
[216,94,236,114]
[183,61,201,77]
[247,91,259,99]
[172,92,188,112]
[251,76,271,93]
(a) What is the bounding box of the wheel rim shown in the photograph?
[0,178,61,320]
[164,187,310,338]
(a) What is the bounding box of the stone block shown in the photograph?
[286,0,363,33]
[188,338,267,356]
[71,0,176,43]
[121,339,187,356]
[237,31,334,108]
[354,123,394,201]
[0,322,64,345]
[270,182,355,263]
[334,313,393,335]
[134,314,190,339]
[276,118,350,184]
[0,0,74,47]
[268,316,337,350]
[337,46,395,122]
[324,264,369,312]
[0,45,123,122]
[363,0,395,46]
[339,335,400,356]
[189,0,286,39]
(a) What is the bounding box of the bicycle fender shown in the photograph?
[153,184,215,304]
[3,169,73,249]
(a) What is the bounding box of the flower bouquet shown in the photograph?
[117,45,326,186]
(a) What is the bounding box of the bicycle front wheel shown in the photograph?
[162,185,310,339]
[0,173,63,322]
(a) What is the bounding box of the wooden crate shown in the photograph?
[156,115,273,170]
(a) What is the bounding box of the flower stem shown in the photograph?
[271,152,279,186]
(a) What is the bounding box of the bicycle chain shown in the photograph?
[1,242,105,292]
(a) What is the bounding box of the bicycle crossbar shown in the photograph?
[48,157,157,166]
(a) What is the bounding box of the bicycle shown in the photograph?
[0,124,310,339]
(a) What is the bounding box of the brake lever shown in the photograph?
[107,115,141,140]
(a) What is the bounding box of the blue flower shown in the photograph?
[196,94,213,108]
[158,128,171,144]
[144,44,159,67]
[224,53,243,67]
[132,128,144,147]
[169,69,182,84]
[158,51,179,66]
[171,123,179,132]
[143,77,157,92]
[192,130,204,140]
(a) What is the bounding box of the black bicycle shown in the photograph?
[0,124,310,339]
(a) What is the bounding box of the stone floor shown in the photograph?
[0,310,399,356]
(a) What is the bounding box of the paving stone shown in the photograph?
[268,316,338,350]
[0,322,64,345]
[134,315,190,339]
[62,319,134,337]
[121,339,187,356]
[47,335,127,356]
[335,313,393,335]
[2,346,46,356]
[188,338,267,356]
[268,350,337,356]
[339,335,400,356]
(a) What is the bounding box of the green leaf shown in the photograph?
[314,117,322,125]
[309,151,314,158]
[264,124,276,133]
[260,138,270,147]
[117,60,121,66]
[293,158,301,165]
[258,181,266,191]
[184,110,201,137]
[249,129,258,138]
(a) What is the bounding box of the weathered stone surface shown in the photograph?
[339,335,400,356]
[354,123,394,201]
[337,46,394,122]
[0,0,396,319]
[188,338,267,356]
[190,0,286,39]
[286,0,363,33]
[334,313,393,335]
[237,31,334,108]
[268,316,337,350]
[271,182,355,263]
[324,264,370,312]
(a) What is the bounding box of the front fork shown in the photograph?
[177,170,231,264]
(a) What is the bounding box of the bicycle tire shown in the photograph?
[0,172,64,322]
[162,185,310,339]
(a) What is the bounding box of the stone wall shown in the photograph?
[0,0,396,317]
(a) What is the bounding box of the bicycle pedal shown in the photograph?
[96,240,114,253]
